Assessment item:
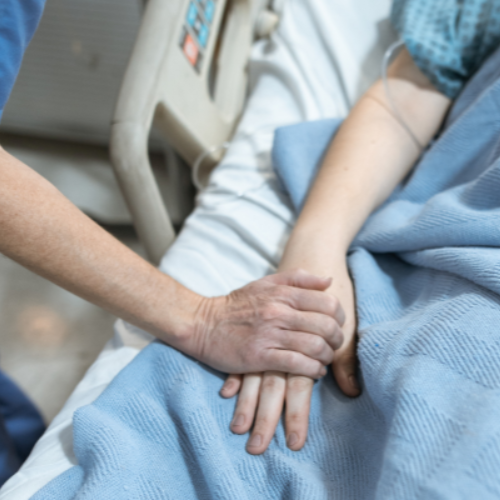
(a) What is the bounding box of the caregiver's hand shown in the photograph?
[221,265,358,454]
[182,269,345,379]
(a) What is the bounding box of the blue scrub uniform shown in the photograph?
[0,0,45,119]
[0,0,46,487]
[392,0,500,98]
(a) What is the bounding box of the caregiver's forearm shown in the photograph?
[0,147,343,378]
[281,49,451,270]
[0,145,200,342]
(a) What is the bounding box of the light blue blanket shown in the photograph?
[33,47,500,499]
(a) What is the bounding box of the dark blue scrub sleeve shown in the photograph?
[0,0,47,486]
[0,371,45,486]
[0,0,46,120]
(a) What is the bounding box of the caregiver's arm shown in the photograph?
[223,48,452,455]
[0,146,345,379]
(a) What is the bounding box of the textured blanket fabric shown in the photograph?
[33,47,500,499]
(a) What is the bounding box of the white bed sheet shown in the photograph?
[0,1,394,497]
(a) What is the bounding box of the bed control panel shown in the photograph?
[179,0,217,72]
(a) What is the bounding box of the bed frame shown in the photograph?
[110,0,280,264]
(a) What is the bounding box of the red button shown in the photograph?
[183,33,198,66]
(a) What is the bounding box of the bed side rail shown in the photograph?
[110,0,279,264]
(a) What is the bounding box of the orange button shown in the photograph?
[183,33,198,66]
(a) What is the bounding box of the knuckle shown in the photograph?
[255,415,272,429]
[260,303,283,321]
[312,360,324,377]
[328,295,340,314]
[287,268,306,283]
[324,317,337,335]
[309,336,325,357]
[288,376,313,392]
[242,345,258,364]
[260,273,274,283]
[321,350,335,366]
[276,285,294,303]
[336,302,346,326]
[259,348,278,367]
[262,376,281,391]
[237,404,256,419]
[288,411,306,425]
[284,352,301,372]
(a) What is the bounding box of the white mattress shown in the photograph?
[0,1,394,497]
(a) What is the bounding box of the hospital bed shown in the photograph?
[0,0,393,497]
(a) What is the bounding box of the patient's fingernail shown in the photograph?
[349,375,360,392]
[287,433,298,448]
[248,434,262,448]
[232,414,245,427]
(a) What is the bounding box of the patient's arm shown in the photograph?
[278,47,451,392]
[223,48,452,454]
[0,147,347,379]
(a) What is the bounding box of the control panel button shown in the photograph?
[204,1,215,23]
[180,0,217,72]
[186,2,198,26]
[198,24,209,47]
[182,32,199,66]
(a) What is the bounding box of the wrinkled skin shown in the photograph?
[180,269,346,379]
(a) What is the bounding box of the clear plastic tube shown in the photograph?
[382,40,424,151]
[193,42,423,191]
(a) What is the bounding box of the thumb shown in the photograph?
[267,269,332,291]
[332,334,360,398]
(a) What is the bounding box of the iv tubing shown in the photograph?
[382,40,424,152]
[193,44,425,191]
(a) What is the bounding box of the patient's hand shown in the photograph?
[221,267,359,454]
[183,269,345,379]
[222,372,314,454]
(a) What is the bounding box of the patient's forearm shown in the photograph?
[274,49,452,399]
[281,49,451,270]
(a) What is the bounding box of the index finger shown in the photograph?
[265,269,332,291]
[288,288,345,326]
